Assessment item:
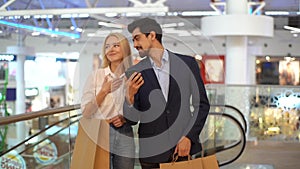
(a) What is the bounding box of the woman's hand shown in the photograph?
[109,115,126,128]
[95,75,123,107]
[100,75,123,95]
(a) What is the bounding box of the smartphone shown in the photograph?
[125,69,138,78]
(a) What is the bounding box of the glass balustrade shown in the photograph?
[206,84,300,143]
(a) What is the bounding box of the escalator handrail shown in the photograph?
[3,112,246,167]
[0,114,81,156]
[1,105,246,167]
[210,104,248,133]
[0,104,81,126]
[18,118,79,156]
[208,112,246,167]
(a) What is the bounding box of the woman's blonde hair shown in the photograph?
[101,33,132,72]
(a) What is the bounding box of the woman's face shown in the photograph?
[105,36,123,64]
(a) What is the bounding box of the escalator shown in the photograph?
[0,104,246,168]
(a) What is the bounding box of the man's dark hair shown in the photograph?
[127,17,162,43]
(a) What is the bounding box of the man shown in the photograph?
[123,17,210,169]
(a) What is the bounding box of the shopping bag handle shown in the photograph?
[171,153,192,163]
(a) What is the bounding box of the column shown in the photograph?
[201,0,273,84]
[226,36,248,84]
[201,0,274,140]
[6,35,35,149]
[225,0,248,84]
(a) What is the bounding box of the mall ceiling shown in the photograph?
[0,0,299,43]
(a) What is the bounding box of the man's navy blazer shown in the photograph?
[124,50,210,163]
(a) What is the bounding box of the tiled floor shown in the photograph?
[221,141,300,169]
[221,164,274,169]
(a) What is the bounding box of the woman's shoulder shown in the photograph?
[94,67,107,74]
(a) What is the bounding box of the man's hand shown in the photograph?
[174,136,191,157]
[125,72,144,105]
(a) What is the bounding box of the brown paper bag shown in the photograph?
[160,155,203,169]
[160,154,219,169]
[70,118,110,169]
[201,154,219,169]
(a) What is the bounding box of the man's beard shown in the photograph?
[138,49,149,58]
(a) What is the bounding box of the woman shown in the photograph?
[81,32,135,169]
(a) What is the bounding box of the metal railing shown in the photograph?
[0,104,246,168]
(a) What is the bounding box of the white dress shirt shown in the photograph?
[149,49,170,101]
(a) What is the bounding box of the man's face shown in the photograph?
[131,27,152,58]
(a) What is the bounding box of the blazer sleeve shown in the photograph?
[123,96,140,125]
[123,67,141,125]
[186,58,210,144]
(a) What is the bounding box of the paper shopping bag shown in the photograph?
[70,118,110,169]
[160,156,203,169]
[160,153,219,169]
[201,154,219,169]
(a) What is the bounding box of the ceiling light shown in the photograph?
[60,14,89,19]
[31,32,40,36]
[33,15,53,19]
[284,25,300,33]
[152,12,166,16]
[24,15,30,19]
[190,30,202,36]
[264,11,289,16]
[0,20,80,38]
[177,22,185,27]
[98,22,123,29]
[105,13,118,17]
[78,14,89,18]
[125,12,141,17]
[162,23,177,28]
[161,22,185,28]
[290,31,300,34]
[181,11,219,16]
[75,28,83,33]
[87,33,95,37]
[167,12,178,16]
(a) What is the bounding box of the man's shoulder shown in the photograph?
[169,51,196,65]
[169,50,194,61]
[129,57,151,71]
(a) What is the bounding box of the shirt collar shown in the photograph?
[104,66,125,78]
[149,49,169,67]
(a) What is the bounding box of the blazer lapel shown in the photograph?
[167,51,180,102]
[142,57,166,102]
[142,57,160,88]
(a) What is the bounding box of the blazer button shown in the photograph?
[166,110,170,114]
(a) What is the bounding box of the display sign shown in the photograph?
[0,150,26,169]
[33,139,58,165]
[279,61,299,85]
[25,88,39,97]
[0,54,16,62]
[200,55,225,84]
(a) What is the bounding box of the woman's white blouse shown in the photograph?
[81,67,125,119]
